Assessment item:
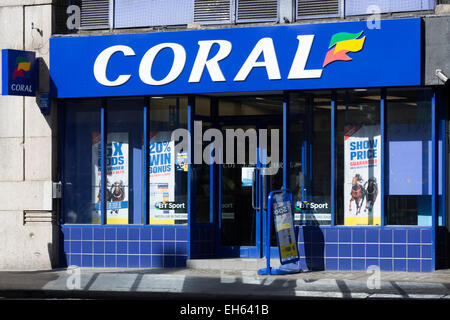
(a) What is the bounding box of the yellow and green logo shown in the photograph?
[323,31,366,67]
[12,57,31,79]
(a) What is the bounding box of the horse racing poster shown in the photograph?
[149,131,184,225]
[344,125,381,226]
[92,132,129,224]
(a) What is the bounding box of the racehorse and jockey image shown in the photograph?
[348,174,378,215]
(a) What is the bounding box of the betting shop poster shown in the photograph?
[344,125,381,226]
[92,132,129,224]
[272,191,299,264]
[149,131,182,224]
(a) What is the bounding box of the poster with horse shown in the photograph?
[92,132,129,224]
[344,125,381,226]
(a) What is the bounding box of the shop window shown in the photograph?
[63,99,101,224]
[103,98,144,225]
[149,97,188,225]
[385,88,432,226]
[290,92,331,226]
[336,89,381,226]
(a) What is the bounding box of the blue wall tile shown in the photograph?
[311,258,325,270]
[176,242,187,255]
[366,244,379,258]
[393,230,407,243]
[152,228,164,240]
[352,244,364,258]
[61,227,70,239]
[82,241,93,254]
[117,228,127,240]
[105,228,116,240]
[175,256,187,268]
[176,228,188,241]
[407,259,421,272]
[366,259,379,268]
[129,228,140,241]
[394,244,407,258]
[141,228,151,241]
[164,242,176,255]
[94,255,105,268]
[352,258,365,271]
[325,229,338,242]
[82,228,93,240]
[339,244,351,257]
[366,229,379,243]
[421,259,432,272]
[325,244,338,257]
[325,258,338,270]
[71,241,82,254]
[380,244,392,258]
[81,255,93,267]
[117,255,127,268]
[164,227,176,241]
[151,255,163,268]
[93,242,105,254]
[70,254,81,267]
[105,255,116,268]
[140,242,151,255]
[152,242,163,255]
[311,243,324,257]
[117,241,127,254]
[339,229,351,242]
[407,245,420,259]
[93,228,105,240]
[310,228,325,243]
[393,259,407,272]
[380,259,393,271]
[164,255,176,268]
[105,242,116,254]
[380,229,393,243]
[421,229,432,243]
[421,245,432,259]
[407,229,420,244]
[352,229,365,243]
[339,259,351,270]
[128,241,140,255]
[128,255,140,268]
[140,255,151,268]
[71,228,82,241]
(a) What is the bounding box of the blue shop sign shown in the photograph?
[50,18,421,98]
[1,49,37,97]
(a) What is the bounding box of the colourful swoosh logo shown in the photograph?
[323,31,366,67]
[12,57,31,79]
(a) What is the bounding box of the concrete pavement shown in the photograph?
[0,265,449,300]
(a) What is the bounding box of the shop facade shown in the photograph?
[51,17,449,272]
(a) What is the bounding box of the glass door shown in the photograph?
[218,123,283,258]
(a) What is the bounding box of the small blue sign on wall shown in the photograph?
[1,49,37,97]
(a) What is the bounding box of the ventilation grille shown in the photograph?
[297,0,339,18]
[236,0,278,22]
[80,0,110,29]
[194,0,231,23]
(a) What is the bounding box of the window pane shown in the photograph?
[104,98,144,225]
[290,92,331,226]
[149,97,188,225]
[385,88,432,226]
[63,99,101,224]
[336,89,381,226]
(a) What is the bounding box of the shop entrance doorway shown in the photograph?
[194,95,305,258]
